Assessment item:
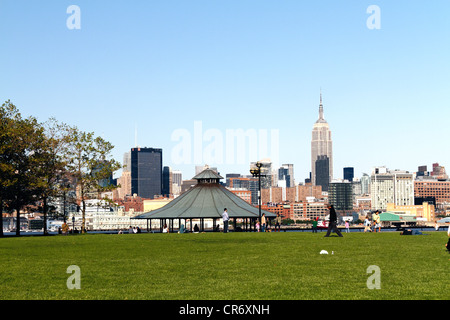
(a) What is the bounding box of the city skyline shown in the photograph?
[1,1,450,183]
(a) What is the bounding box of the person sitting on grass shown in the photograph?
[193,224,199,233]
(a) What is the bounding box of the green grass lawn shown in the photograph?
[0,231,449,300]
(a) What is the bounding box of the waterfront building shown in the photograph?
[261,184,324,204]
[370,167,414,210]
[414,180,450,210]
[386,202,435,222]
[289,201,329,221]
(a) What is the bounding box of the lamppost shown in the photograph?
[250,161,264,228]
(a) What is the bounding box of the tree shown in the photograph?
[65,127,121,233]
[0,100,19,236]
[37,118,72,235]
[0,101,47,236]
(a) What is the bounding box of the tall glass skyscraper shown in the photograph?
[343,167,354,182]
[131,147,162,199]
[162,166,172,197]
[315,155,330,191]
[311,92,333,187]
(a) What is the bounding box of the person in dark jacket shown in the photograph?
[324,204,343,237]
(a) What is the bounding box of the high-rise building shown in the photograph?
[172,170,182,187]
[229,176,258,206]
[226,173,241,187]
[123,151,131,172]
[261,184,323,204]
[311,92,333,187]
[343,167,354,182]
[315,155,330,191]
[278,164,295,188]
[370,167,414,210]
[171,170,183,196]
[162,166,172,197]
[131,147,162,199]
[114,171,131,200]
[196,165,218,175]
[360,173,370,195]
[250,159,272,189]
[416,165,428,177]
[414,180,450,208]
[431,163,448,180]
[328,180,353,211]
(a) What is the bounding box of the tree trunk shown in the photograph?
[0,199,3,238]
[43,197,48,235]
[82,200,86,233]
[16,205,21,236]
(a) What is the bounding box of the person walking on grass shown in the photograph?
[324,204,343,237]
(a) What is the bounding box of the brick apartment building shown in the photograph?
[414,180,450,209]
[261,184,323,204]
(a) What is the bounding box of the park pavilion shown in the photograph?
[133,168,276,232]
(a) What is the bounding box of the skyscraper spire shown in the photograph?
[318,89,325,122]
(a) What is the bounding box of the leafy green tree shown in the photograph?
[0,101,19,236]
[65,127,121,233]
[37,118,73,235]
[0,101,47,236]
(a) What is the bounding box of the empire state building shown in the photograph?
[311,93,333,190]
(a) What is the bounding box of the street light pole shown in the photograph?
[250,161,264,230]
[258,167,261,224]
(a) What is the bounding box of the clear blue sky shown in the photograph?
[1,1,450,183]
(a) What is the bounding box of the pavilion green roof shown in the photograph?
[133,183,275,220]
[192,169,224,180]
[379,212,417,222]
